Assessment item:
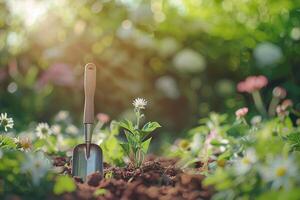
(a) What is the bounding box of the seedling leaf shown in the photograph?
[141,138,151,154]
[119,120,135,133]
[53,176,76,195]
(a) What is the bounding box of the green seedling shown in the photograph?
[119,98,161,168]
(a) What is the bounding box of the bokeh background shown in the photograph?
[0,0,300,136]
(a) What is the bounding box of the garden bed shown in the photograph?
[53,156,213,200]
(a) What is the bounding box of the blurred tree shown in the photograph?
[0,0,299,134]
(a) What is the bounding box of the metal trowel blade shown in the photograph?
[72,143,103,181]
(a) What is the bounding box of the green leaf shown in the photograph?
[287,132,300,151]
[218,150,232,160]
[0,135,17,149]
[93,188,107,197]
[227,124,248,137]
[119,120,135,134]
[141,122,161,139]
[141,138,151,154]
[142,122,161,133]
[125,132,137,148]
[120,143,130,156]
[53,176,76,195]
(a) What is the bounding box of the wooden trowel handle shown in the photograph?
[84,63,96,124]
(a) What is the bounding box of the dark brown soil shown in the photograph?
[53,156,213,200]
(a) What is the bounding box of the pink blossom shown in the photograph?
[272,87,287,99]
[235,107,249,119]
[276,105,289,117]
[37,63,75,88]
[281,99,293,110]
[237,75,268,93]
[96,113,110,124]
[204,129,218,148]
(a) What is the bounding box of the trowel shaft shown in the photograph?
[84,123,93,158]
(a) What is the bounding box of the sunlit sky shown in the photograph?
[7,0,53,27]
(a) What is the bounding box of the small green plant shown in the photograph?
[119,98,161,167]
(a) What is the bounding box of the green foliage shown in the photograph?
[0,135,17,149]
[286,132,300,151]
[93,188,107,197]
[119,100,161,167]
[53,176,76,195]
[94,120,125,166]
[0,0,299,133]
[170,107,300,199]
[0,150,54,199]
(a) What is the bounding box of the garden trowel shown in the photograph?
[72,63,103,180]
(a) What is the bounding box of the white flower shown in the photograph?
[190,133,204,154]
[0,113,14,132]
[54,110,69,122]
[14,136,32,152]
[56,135,69,152]
[233,148,257,175]
[51,124,61,135]
[173,49,206,73]
[21,151,51,185]
[132,98,147,110]
[254,42,282,67]
[66,124,79,135]
[259,156,297,189]
[36,123,52,139]
[251,115,262,126]
[0,149,3,159]
[93,131,107,144]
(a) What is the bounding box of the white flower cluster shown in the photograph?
[21,151,51,185]
[36,123,52,139]
[0,113,14,132]
[132,98,147,110]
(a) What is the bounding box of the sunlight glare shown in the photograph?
[7,0,50,27]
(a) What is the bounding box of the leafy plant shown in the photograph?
[119,98,161,167]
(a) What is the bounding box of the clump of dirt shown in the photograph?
[54,156,213,200]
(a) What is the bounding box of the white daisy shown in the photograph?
[132,98,147,110]
[259,156,297,189]
[233,148,257,175]
[51,124,61,135]
[56,135,69,152]
[66,124,79,135]
[0,113,14,132]
[36,123,52,139]
[21,151,51,185]
[54,110,69,122]
[14,136,32,152]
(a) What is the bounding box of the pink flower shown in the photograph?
[204,129,218,148]
[237,75,268,93]
[276,105,289,117]
[235,107,249,119]
[37,63,75,88]
[281,99,293,110]
[272,87,287,99]
[96,113,110,124]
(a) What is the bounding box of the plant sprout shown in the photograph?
[119,98,161,167]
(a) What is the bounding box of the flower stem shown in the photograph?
[241,117,248,126]
[136,109,140,129]
[268,97,280,117]
[252,91,267,117]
